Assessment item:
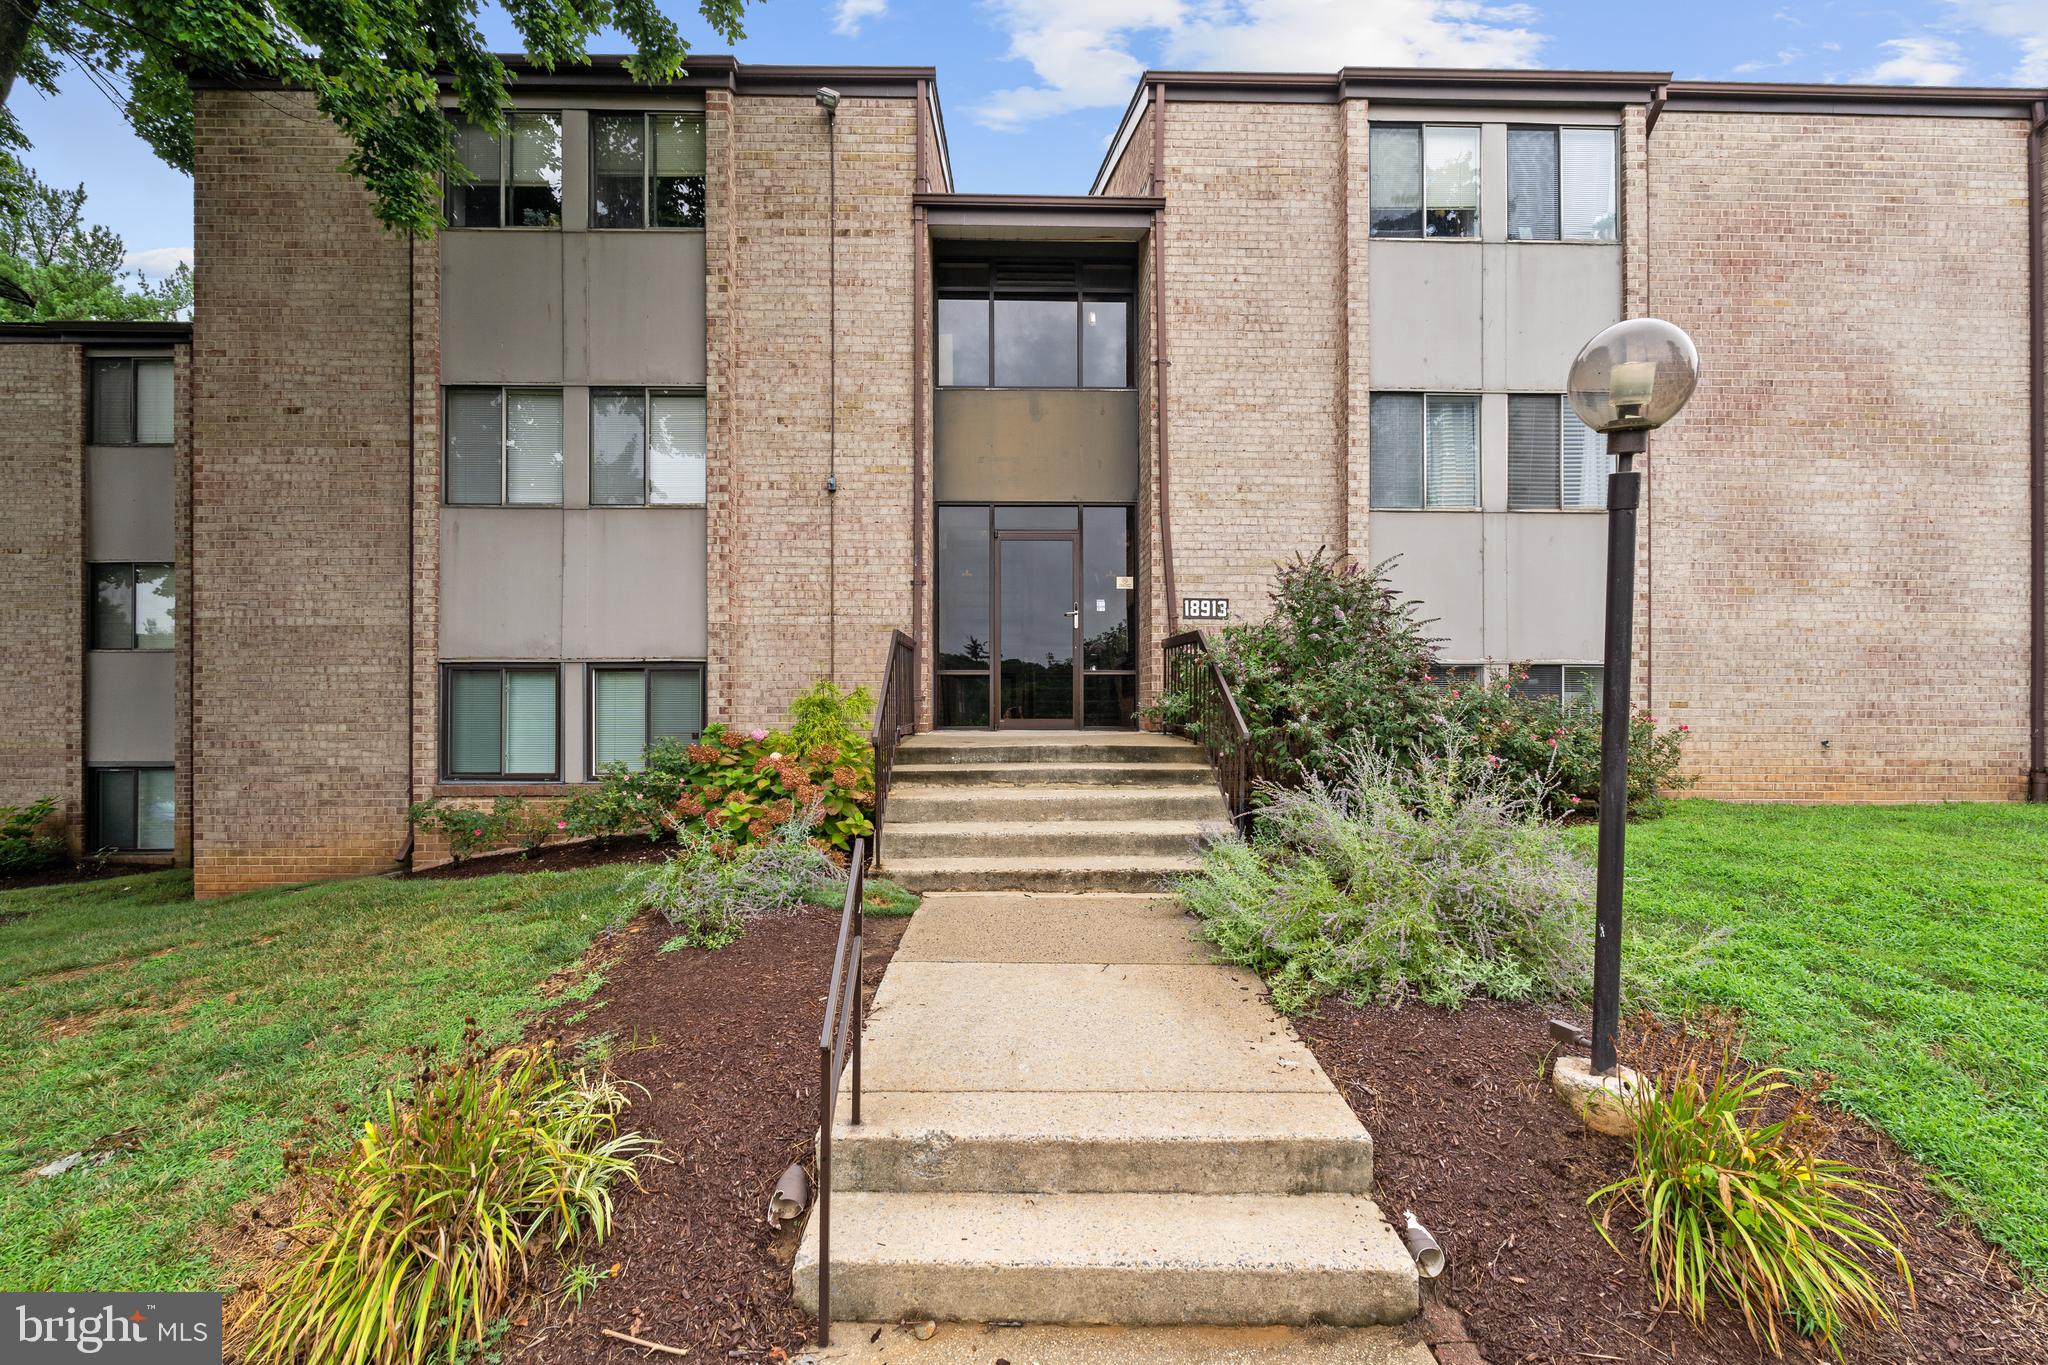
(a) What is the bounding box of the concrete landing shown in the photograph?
[795,890,1415,1330]
[807,1321,1433,1365]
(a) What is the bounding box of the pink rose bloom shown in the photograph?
[556,820,568,829]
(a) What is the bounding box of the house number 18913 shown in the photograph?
[1182,598,1230,620]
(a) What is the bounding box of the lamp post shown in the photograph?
[1567,318,1699,1074]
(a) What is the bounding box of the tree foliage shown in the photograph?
[0,0,752,236]
[0,168,191,319]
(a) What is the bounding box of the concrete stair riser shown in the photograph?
[886,787,1229,823]
[896,742,1208,767]
[893,763,1216,788]
[883,821,1214,860]
[793,1192,1419,1328]
[882,858,1197,894]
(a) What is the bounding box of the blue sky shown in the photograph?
[12,0,2046,282]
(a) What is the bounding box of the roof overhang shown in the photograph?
[0,321,191,346]
[919,194,1160,242]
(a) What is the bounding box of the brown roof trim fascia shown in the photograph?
[194,55,938,100]
[1090,79,1161,194]
[915,193,1163,211]
[0,321,192,345]
[1664,79,2043,119]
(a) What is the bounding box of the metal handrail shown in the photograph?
[869,629,916,866]
[814,630,912,1347]
[814,832,867,1350]
[1161,628,1259,831]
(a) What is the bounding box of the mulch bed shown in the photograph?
[0,859,164,895]
[405,838,676,880]
[1297,999,2048,1365]
[504,902,908,1364]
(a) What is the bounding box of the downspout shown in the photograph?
[912,81,930,727]
[825,96,840,686]
[396,236,418,863]
[1150,79,1179,633]
[2030,101,2046,802]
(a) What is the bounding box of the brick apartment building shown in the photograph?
[2,61,2043,897]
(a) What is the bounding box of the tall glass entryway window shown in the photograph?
[936,504,1137,728]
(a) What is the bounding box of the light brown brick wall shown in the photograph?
[1162,100,1348,628]
[0,344,85,842]
[190,88,418,895]
[1641,111,2033,800]
[1102,105,1154,198]
[710,94,919,728]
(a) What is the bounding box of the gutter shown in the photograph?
[397,237,418,864]
[912,79,930,725]
[2032,101,2047,802]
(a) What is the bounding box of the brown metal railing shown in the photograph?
[869,629,916,866]
[814,630,912,1347]
[1161,628,1259,831]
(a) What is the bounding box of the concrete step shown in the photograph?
[822,1320,1434,1364]
[897,735,1207,767]
[830,1090,1373,1195]
[881,855,1198,894]
[882,820,1217,860]
[886,785,1230,825]
[792,1191,1419,1327]
[893,762,1216,788]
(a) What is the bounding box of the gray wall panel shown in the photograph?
[442,231,566,383]
[86,447,175,561]
[1504,513,1607,661]
[86,650,174,763]
[570,233,708,385]
[1371,513,1488,660]
[1502,244,1623,391]
[440,509,565,658]
[935,389,1139,503]
[1369,241,1484,390]
[561,509,708,660]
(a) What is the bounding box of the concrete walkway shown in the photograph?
[794,889,1419,1332]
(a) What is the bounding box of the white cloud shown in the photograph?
[833,0,888,36]
[974,0,1546,129]
[1857,35,1967,84]
[123,246,193,279]
[1946,0,2048,82]
[1734,47,1802,74]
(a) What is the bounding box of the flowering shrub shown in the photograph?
[405,800,511,863]
[561,739,694,846]
[1179,744,1593,1012]
[1150,549,1690,819]
[672,725,874,852]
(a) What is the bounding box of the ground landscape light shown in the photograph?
[1567,317,1700,434]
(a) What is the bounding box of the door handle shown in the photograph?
[1064,606,1081,622]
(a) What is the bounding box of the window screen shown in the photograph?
[591,390,648,506]
[592,114,646,228]
[1424,395,1479,507]
[592,113,706,229]
[592,666,704,774]
[134,565,175,649]
[504,390,564,505]
[91,767,173,851]
[649,669,703,744]
[94,768,137,850]
[447,119,503,227]
[1423,127,1480,238]
[1560,128,1617,241]
[1562,404,1610,508]
[652,114,707,227]
[90,563,174,649]
[1512,664,1604,711]
[446,667,558,779]
[90,356,174,445]
[1369,127,1423,237]
[1369,393,1424,508]
[445,388,505,504]
[649,392,707,505]
[1506,128,1561,241]
[507,114,564,227]
[1508,394,1561,509]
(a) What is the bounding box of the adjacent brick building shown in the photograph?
[1,62,2042,895]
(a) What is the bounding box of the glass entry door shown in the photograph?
[995,532,1079,726]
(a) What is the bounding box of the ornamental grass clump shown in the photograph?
[1593,1010,1914,1360]
[625,806,844,948]
[241,1038,653,1365]
[1179,744,1592,1012]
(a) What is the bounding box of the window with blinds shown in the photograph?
[89,356,175,445]
[90,563,175,650]
[1370,393,1479,508]
[591,665,704,774]
[590,389,707,505]
[445,113,562,228]
[444,388,563,506]
[593,113,707,229]
[1369,125,1479,238]
[445,667,559,779]
[1508,395,1609,510]
[91,767,175,851]
[1512,664,1604,713]
[1506,127,1616,242]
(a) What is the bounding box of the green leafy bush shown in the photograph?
[561,738,695,845]
[787,676,876,757]
[1178,745,1592,1012]
[1150,549,1690,818]
[405,801,512,864]
[0,798,66,874]
[1593,1011,1913,1359]
[627,809,844,949]
[241,1039,653,1365]
[673,723,874,852]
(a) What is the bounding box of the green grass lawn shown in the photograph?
[0,866,639,1291]
[1572,801,2048,1273]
